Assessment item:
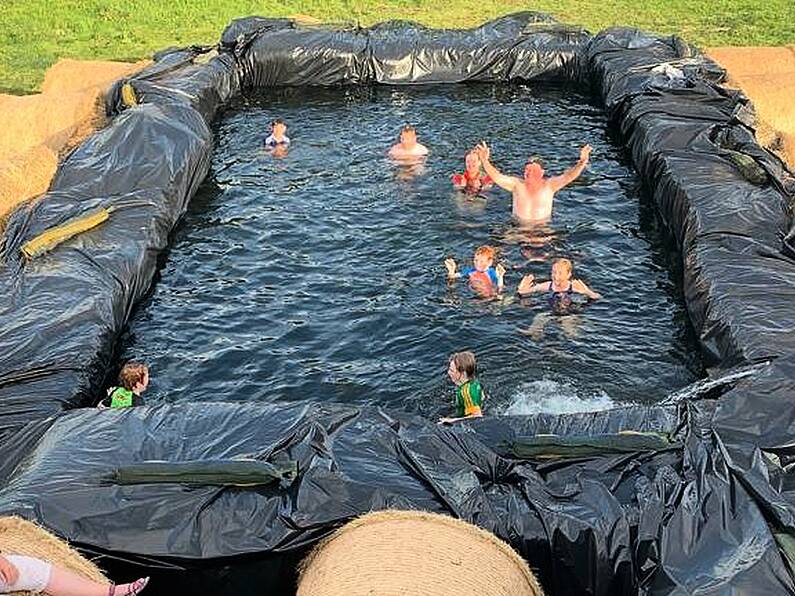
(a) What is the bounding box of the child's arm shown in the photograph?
[549,144,591,192]
[495,264,506,292]
[475,143,519,192]
[0,555,19,585]
[517,274,547,295]
[438,412,484,424]
[444,258,461,280]
[572,278,602,300]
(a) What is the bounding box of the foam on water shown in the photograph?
[501,377,618,415]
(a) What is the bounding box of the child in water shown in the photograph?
[264,119,290,148]
[100,362,149,409]
[452,150,493,193]
[518,257,602,312]
[0,553,148,595]
[439,351,484,424]
[445,245,506,296]
[388,125,429,160]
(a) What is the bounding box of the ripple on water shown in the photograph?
[119,84,704,412]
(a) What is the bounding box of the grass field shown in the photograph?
[1,0,794,94]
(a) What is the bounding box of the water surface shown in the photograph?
[119,84,704,416]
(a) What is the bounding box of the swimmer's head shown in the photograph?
[399,125,417,147]
[449,351,477,384]
[524,156,545,182]
[551,257,573,285]
[465,151,481,173]
[473,245,496,271]
[271,119,287,138]
[118,362,149,395]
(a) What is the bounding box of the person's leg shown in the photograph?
[560,314,580,339]
[518,312,549,340]
[46,566,149,596]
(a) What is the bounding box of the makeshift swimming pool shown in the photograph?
[119,84,702,414]
[1,13,794,596]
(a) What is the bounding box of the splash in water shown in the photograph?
[501,377,618,415]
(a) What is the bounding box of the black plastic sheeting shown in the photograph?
[1,12,795,596]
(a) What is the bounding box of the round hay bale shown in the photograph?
[297,510,544,596]
[0,516,106,596]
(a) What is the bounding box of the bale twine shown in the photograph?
[297,510,544,596]
[0,516,107,596]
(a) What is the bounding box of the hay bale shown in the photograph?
[41,58,150,96]
[297,510,544,596]
[0,58,149,225]
[0,516,106,596]
[0,146,59,222]
[708,46,795,170]
[707,46,795,78]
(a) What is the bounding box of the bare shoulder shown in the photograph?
[572,278,589,290]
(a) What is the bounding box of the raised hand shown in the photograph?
[475,141,490,162]
[495,263,506,283]
[518,273,535,294]
[579,144,592,163]
[444,258,457,278]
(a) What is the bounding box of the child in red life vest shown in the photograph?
[452,150,493,193]
[444,245,505,297]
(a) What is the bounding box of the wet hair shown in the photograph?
[271,119,286,127]
[474,245,496,261]
[450,351,477,380]
[552,257,573,274]
[526,155,545,168]
[118,362,148,391]
[401,125,416,134]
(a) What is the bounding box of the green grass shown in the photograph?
[1,0,794,94]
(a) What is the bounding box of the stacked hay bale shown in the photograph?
[708,46,795,171]
[0,516,106,596]
[0,59,148,224]
[297,510,544,596]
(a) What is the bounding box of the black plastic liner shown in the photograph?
[1,12,795,596]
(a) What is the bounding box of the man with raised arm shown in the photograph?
[474,141,592,223]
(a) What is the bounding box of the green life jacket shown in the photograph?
[110,386,134,408]
[455,379,483,417]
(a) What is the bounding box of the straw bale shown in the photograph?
[0,516,106,596]
[0,59,148,224]
[297,510,544,596]
[0,146,58,221]
[40,59,149,96]
[708,46,795,170]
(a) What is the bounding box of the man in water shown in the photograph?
[474,141,592,223]
[388,125,429,160]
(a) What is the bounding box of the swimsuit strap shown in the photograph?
[548,281,573,294]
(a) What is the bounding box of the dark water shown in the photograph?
[119,84,704,417]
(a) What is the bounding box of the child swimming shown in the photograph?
[99,362,149,408]
[475,141,591,223]
[445,245,506,296]
[264,119,290,149]
[264,119,290,147]
[388,125,429,160]
[452,151,493,193]
[439,351,484,424]
[518,257,602,313]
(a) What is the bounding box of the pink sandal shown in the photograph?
[108,577,149,596]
